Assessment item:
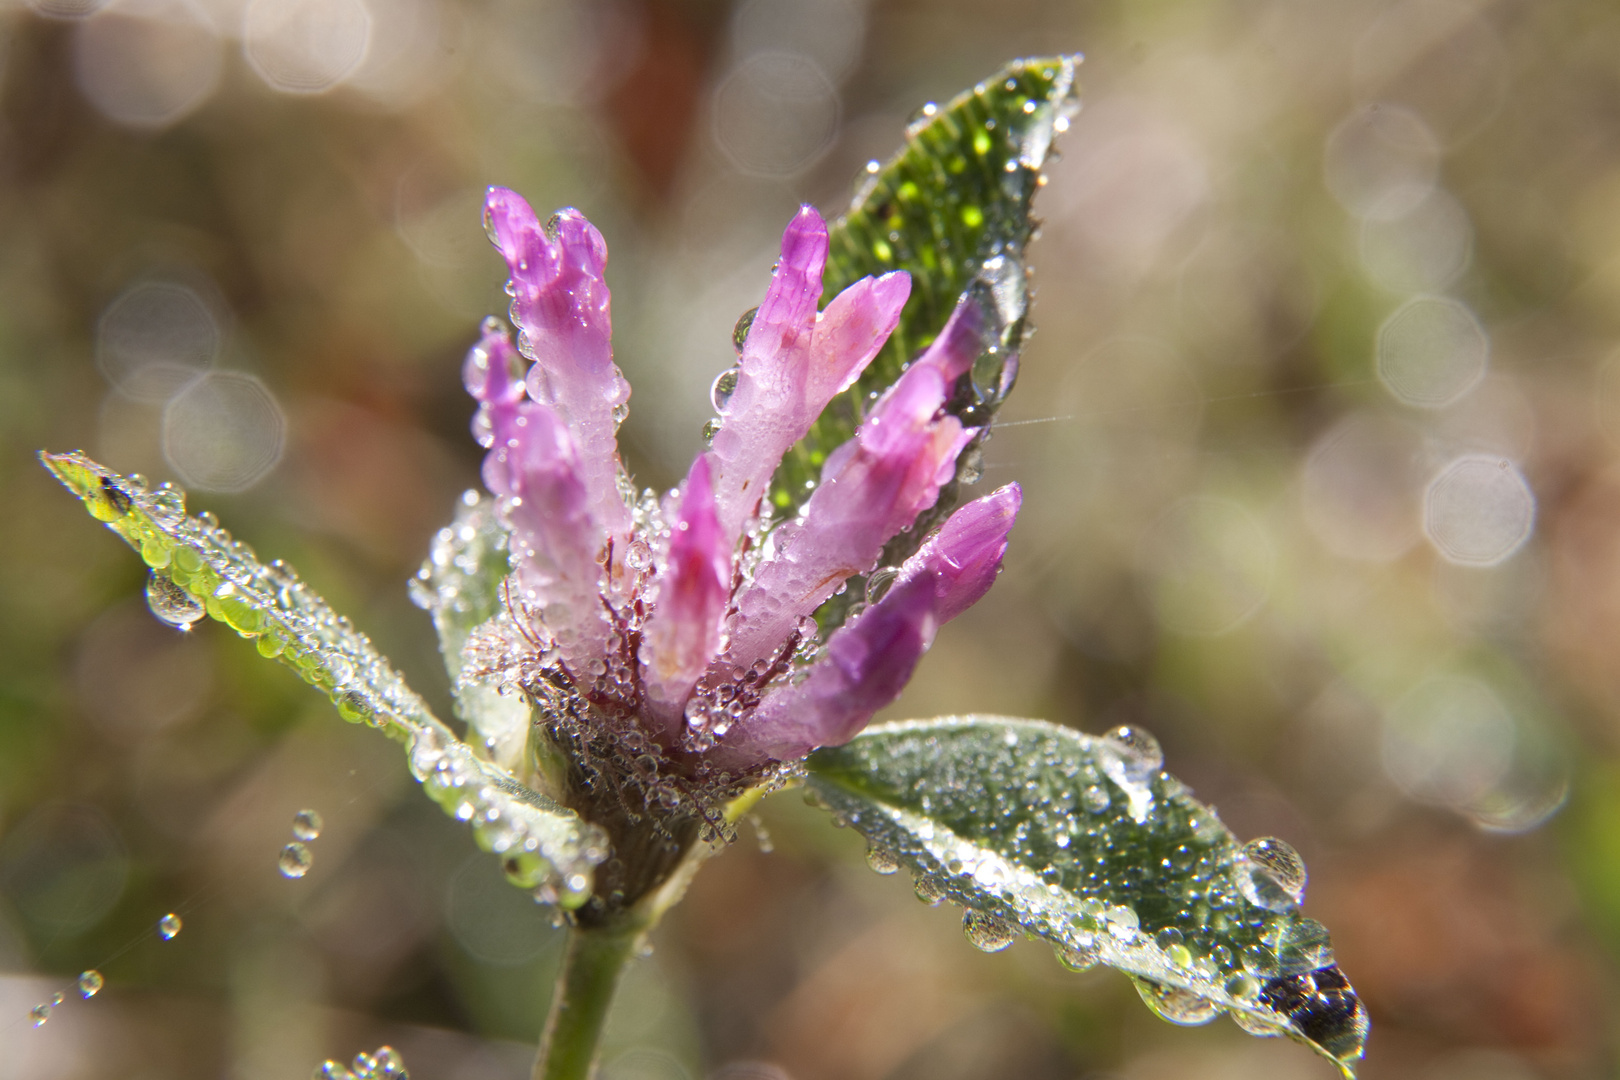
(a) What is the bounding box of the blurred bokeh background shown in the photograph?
[0,0,1616,1077]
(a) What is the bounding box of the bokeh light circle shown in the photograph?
[1383,675,1515,808]
[162,370,286,492]
[244,0,372,94]
[1423,455,1535,567]
[712,51,839,177]
[1324,103,1441,220]
[97,279,223,402]
[1377,296,1488,408]
[73,0,223,129]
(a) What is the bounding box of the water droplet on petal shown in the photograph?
[1236,837,1307,912]
[710,367,740,413]
[291,808,324,841]
[78,970,104,998]
[146,571,205,630]
[732,307,759,353]
[963,910,1016,952]
[158,913,182,940]
[279,842,313,878]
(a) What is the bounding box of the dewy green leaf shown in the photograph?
[773,55,1079,632]
[805,715,1368,1077]
[409,490,534,777]
[41,450,606,907]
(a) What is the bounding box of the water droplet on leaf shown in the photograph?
[146,571,204,630]
[1236,837,1307,912]
[865,844,901,875]
[963,910,1016,952]
[1134,977,1221,1026]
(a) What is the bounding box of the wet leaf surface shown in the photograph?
[41,449,606,907]
[805,715,1368,1076]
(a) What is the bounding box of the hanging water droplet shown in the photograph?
[279,842,314,878]
[701,418,721,446]
[1236,837,1307,912]
[913,873,945,906]
[315,1061,356,1080]
[865,844,901,875]
[78,970,104,998]
[963,910,1016,952]
[352,1051,379,1079]
[863,566,899,605]
[1133,977,1221,1026]
[157,913,182,940]
[710,367,740,413]
[731,306,759,353]
[48,992,63,1007]
[146,571,205,630]
[29,1002,51,1027]
[291,808,324,842]
[1055,937,1099,972]
[1231,1008,1288,1037]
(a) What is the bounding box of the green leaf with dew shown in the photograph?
[40,449,606,907]
[773,54,1079,631]
[804,715,1368,1077]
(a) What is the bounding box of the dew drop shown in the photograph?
[1236,837,1307,912]
[732,307,759,353]
[1223,972,1261,1002]
[963,910,1016,952]
[29,1002,50,1027]
[315,1061,356,1080]
[146,571,205,630]
[1056,937,1099,972]
[1081,783,1110,813]
[1134,977,1222,1026]
[353,1051,378,1079]
[913,873,946,906]
[78,970,104,998]
[279,842,314,879]
[710,367,739,413]
[865,844,901,875]
[1097,725,1162,823]
[157,913,182,940]
[291,808,324,842]
[624,540,653,571]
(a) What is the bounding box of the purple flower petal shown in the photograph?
[641,456,730,727]
[715,483,1020,766]
[706,207,911,543]
[719,297,989,671]
[482,397,608,670]
[484,187,631,538]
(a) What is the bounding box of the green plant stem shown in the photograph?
[532,922,641,1080]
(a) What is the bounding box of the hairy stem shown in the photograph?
[533,922,640,1080]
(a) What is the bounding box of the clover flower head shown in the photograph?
[461,187,1020,809]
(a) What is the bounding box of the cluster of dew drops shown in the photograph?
[279,808,325,879]
[315,1045,408,1080]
